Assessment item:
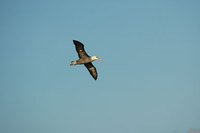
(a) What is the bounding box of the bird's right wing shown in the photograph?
[84,63,97,80]
[73,40,89,58]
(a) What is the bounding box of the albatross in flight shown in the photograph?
[70,40,103,80]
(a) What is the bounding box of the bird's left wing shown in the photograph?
[73,40,89,58]
[84,63,97,80]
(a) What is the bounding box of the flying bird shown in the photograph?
[70,40,103,80]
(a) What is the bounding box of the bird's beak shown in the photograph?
[97,57,103,61]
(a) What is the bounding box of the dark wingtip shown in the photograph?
[73,40,82,45]
[73,40,80,43]
[73,40,77,43]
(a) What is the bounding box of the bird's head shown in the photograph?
[91,56,103,61]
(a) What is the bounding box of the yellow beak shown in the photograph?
[97,57,103,61]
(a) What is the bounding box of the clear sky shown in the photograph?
[0,0,200,133]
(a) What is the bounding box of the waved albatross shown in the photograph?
[70,40,103,80]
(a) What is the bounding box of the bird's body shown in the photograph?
[70,40,103,80]
[70,56,98,66]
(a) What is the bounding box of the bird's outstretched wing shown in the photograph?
[84,63,97,80]
[73,40,89,58]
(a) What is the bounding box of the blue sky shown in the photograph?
[0,0,200,133]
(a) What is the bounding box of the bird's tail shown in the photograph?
[70,61,76,66]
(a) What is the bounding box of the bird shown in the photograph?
[70,40,103,80]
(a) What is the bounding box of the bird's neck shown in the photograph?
[91,56,96,61]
